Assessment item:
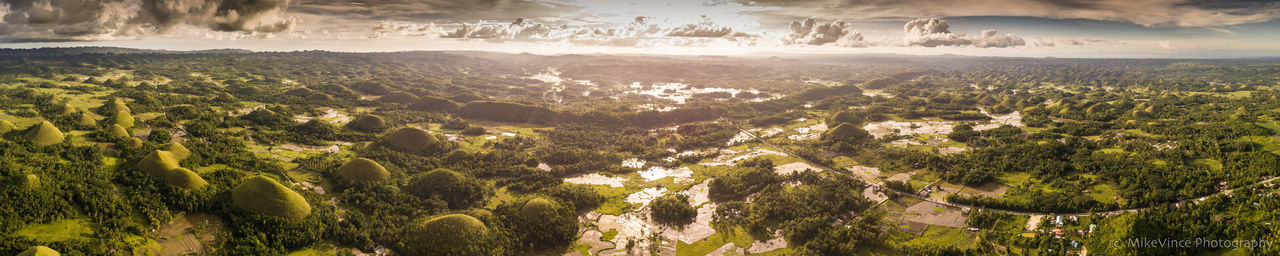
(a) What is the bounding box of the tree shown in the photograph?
[650,194,696,227]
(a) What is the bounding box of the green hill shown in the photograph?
[383,127,438,152]
[112,111,134,128]
[346,115,386,132]
[337,157,390,182]
[164,143,191,161]
[165,168,208,190]
[107,124,130,138]
[520,197,558,219]
[21,174,40,190]
[0,120,15,134]
[137,150,180,176]
[406,168,488,208]
[76,113,97,127]
[380,92,419,104]
[124,137,143,148]
[232,176,312,221]
[26,121,65,146]
[400,214,490,255]
[57,103,75,115]
[17,246,59,256]
[825,122,872,143]
[109,98,130,113]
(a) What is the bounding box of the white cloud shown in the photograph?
[902,18,1024,48]
[1205,27,1235,35]
[784,17,870,47]
[1158,40,1176,50]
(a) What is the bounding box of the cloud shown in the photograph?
[1205,27,1235,35]
[666,22,754,38]
[1158,40,1176,50]
[0,0,136,39]
[738,0,1280,27]
[371,21,443,38]
[784,17,869,47]
[902,18,1024,48]
[1033,37,1122,47]
[0,0,299,41]
[435,16,757,46]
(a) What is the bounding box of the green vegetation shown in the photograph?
[650,194,696,227]
[16,246,60,256]
[405,168,489,209]
[336,157,389,182]
[0,120,15,133]
[231,176,313,221]
[15,219,93,242]
[164,143,191,161]
[0,49,1278,255]
[111,110,134,128]
[24,121,64,146]
[519,197,557,219]
[164,167,208,189]
[107,124,130,138]
[398,214,498,255]
[346,115,386,132]
[382,127,438,152]
[137,150,180,176]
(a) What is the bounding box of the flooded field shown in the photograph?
[564,173,627,187]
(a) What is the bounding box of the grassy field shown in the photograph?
[675,226,754,256]
[997,172,1034,187]
[1098,148,1128,154]
[1087,184,1118,202]
[593,185,638,215]
[15,218,94,242]
[893,225,979,250]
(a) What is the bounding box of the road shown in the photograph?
[723,118,1280,217]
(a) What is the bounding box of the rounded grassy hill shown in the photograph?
[346,115,386,132]
[406,168,488,209]
[383,127,438,152]
[17,246,60,256]
[137,150,180,176]
[164,143,191,161]
[109,98,130,113]
[232,176,312,221]
[165,168,208,190]
[76,113,97,127]
[337,157,390,182]
[825,122,871,143]
[26,121,65,146]
[520,197,558,219]
[107,124,130,138]
[112,110,134,128]
[21,174,40,190]
[400,214,491,255]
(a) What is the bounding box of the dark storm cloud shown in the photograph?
[903,18,1024,48]
[0,0,297,40]
[736,0,1280,27]
[0,0,133,38]
[133,0,296,33]
[290,0,575,22]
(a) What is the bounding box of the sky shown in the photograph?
[0,0,1278,58]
